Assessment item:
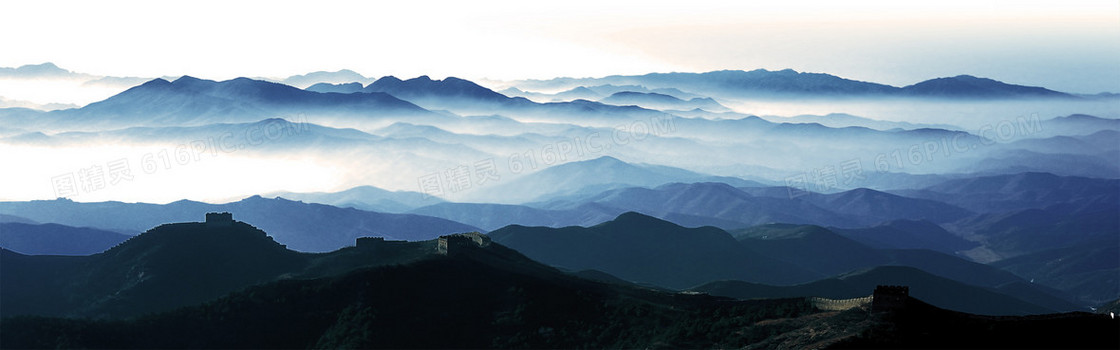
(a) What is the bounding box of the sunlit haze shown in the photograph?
[2,0,1118,93]
[1,1,1119,203]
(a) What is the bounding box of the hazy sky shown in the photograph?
[2,0,1119,93]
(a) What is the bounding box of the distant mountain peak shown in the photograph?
[563,156,635,170]
[105,218,287,257]
[229,76,257,83]
[844,187,882,196]
[439,76,470,83]
[586,155,625,164]
[370,75,402,85]
[32,62,60,69]
[165,76,224,91]
[249,117,295,125]
[364,75,507,102]
[305,82,365,94]
[1058,114,1108,121]
[598,211,689,232]
[136,78,172,87]
[277,69,373,88]
[611,91,655,96]
[612,211,661,223]
[902,75,1071,98]
[23,62,63,71]
[171,75,206,84]
[1,62,74,77]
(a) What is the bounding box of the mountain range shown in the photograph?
[0,212,1072,319]
[0,196,477,252]
[598,91,731,112]
[264,186,444,213]
[476,156,765,204]
[1,62,1118,348]
[992,240,1119,305]
[732,224,1079,312]
[6,217,1114,348]
[504,69,1081,100]
[0,222,132,255]
[0,76,442,131]
[0,217,455,318]
[490,213,1079,312]
[692,266,1057,316]
[538,181,972,229]
[900,75,1076,99]
[4,70,1114,194]
[279,69,374,89]
[893,172,1120,213]
[0,63,155,108]
[1,162,1111,305]
[499,84,705,103]
[489,212,818,288]
[831,219,978,254]
[308,75,677,125]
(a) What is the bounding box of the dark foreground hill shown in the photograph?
[2,217,1115,348]
[693,266,1059,316]
[490,216,1078,312]
[832,296,1117,349]
[0,222,831,348]
[731,223,1081,312]
[3,241,1116,349]
[489,212,818,288]
[0,217,439,319]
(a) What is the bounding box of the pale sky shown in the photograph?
[2,0,1119,93]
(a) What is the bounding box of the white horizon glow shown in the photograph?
[0,144,343,203]
[2,1,1119,204]
[0,0,1117,94]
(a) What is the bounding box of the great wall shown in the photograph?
[808,285,911,312]
[809,296,874,311]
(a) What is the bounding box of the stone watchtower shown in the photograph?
[205,212,234,227]
[436,232,490,255]
[871,285,909,313]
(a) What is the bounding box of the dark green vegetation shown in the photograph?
[0,220,435,318]
[1,220,830,348]
[3,222,1116,349]
[1,262,815,349]
[693,266,1059,316]
[2,213,1116,348]
[733,224,1082,313]
[493,213,1082,314]
[992,240,1120,306]
[3,172,1113,310]
[489,212,819,288]
[833,297,1118,349]
[831,219,977,254]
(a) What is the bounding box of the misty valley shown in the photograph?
[0,63,1117,348]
